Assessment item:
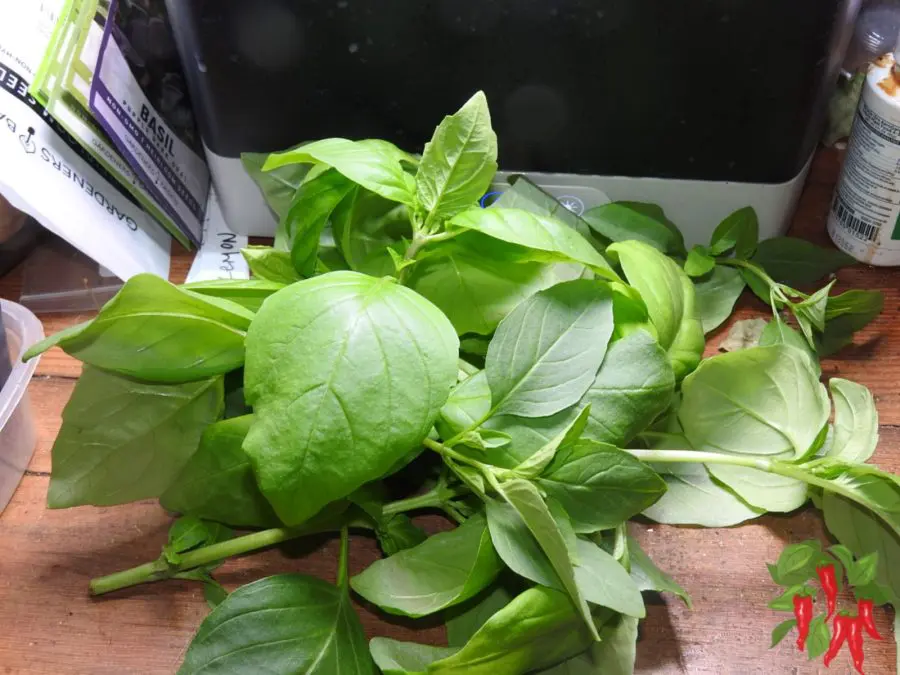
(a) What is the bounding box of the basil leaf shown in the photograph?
[643,462,764,527]
[448,208,618,280]
[161,415,280,528]
[627,536,691,607]
[24,274,252,383]
[513,407,592,479]
[572,538,645,618]
[445,582,517,647]
[709,207,759,258]
[283,169,357,276]
[758,320,820,377]
[692,265,746,334]
[163,516,231,563]
[350,515,502,617]
[241,151,309,219]
[182,278,286,312]
[429,586,594,675]
[608,241,705,379]
[582,329,675,447]
[332,188,410,275]
[684,246,716,278]
[539,614,639,675]
[408,237,562,336]
[264,137,416,206]
[848,552,880,587]
[244,271,458,525]
[369,638,457,674]
[485,279,614,418]
[536,440,667,533]
[816,289,884,356]
[751,237,855,286]
[179,574,374,674]
[491,480,599,638]
[823,492,900,601]
[418,91,498,227]
[680,345,829,461]
[377,515,428,556]
[48,367,223,509]
[583,201,685,255]
[827,379,878,463]
[240,246,302,284]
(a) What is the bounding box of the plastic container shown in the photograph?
[0,298,44,512]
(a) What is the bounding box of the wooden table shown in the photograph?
[0,150,897,674]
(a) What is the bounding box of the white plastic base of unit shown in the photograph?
[206,144,812,247]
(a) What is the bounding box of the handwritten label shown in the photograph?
[185,189,249,283]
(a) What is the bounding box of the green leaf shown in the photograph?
[536,440,667,533]
[376,515,428,556]
[828,545,856,573]
[178,574,374,674]
[767,584,812,611]
[350,514,502,617]
[770,619,797,648]
[408,236,563,336]
[692,265,747,334]
[758,320,820,377]
[160,415,280,528]
[848,552,880,587]
[642,462,764,527]
[793,281,835,337]
[241,151,310,220]
[816,289,884,356]
[445,582,517,647]
[163,516,231,563]
[485,279,613,417]
[448,208,618,279]
[243,271,458,525]
[369,638,457,674]
[512,407,592,479]
[684,246,716,278]
[806,615,830,660]
[240,246,302,284]
[48,367,223,509]
[582,329,675,447]
[264,137,416,206]
[282,169,357,276]
[418,91,498,228]
[572,537,646,618]
[429,586,594,675]
[485,279,614,418]
[583,201,685,255]
[24,274,253,383]
[202,579,228,609]
[805,462,900,540]
[490,480,599,638]
[607,240,704,380]
[679,345,829,511]
[827,379,878,463]
[540,614,639,675]
[182,278,286,312]
[627,536,692,607]
[751,237,855,286]
[709,207,759,258]
[776,542,821,585]
[332,188,411,275]
[824,492,900,601]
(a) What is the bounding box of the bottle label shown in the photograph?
[828,66,900,265]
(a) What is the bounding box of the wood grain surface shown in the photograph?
[0,150,898,674]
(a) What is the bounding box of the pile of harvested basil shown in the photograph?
[26,93,897,674]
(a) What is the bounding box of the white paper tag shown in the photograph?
[185,189,249,283]
[0,0,171,282]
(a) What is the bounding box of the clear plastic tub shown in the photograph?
[0,298,44,512]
